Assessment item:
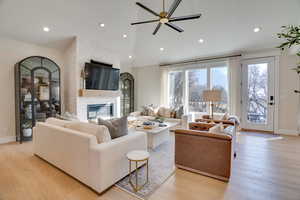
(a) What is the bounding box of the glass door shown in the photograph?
[241,57,275,131]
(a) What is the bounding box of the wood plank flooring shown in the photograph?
[1,132,300,200]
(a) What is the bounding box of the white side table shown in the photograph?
[126,150,150,192]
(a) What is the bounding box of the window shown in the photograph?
[168,64,229,114]
[168,71,184,108]
[211,67,229,113]
[188,69,207,112]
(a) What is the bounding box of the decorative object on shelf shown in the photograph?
[277,25,300,93]
[120,72,134,116]
[202,89,221,119]
[15,56,61,143]
[39,85,50,100]
[24,92,32,102]
[131,0,201,35]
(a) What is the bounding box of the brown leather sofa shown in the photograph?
[175,122,234,182]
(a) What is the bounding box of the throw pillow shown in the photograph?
[208,123,224,134]
[175,106,184,119]
[157,107,171,118]
[46,117,72,127]
[141,105,156,116]
[65,122,111,143]
[221,112,229,120]
[98,116,128,139]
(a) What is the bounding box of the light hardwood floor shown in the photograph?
[1,132,300,200]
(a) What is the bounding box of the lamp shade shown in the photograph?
[202,90,221,102]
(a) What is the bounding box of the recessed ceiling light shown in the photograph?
[198,38,204,43]
[160,47,164,51]
[99,23,105,28]
[254,27,261,33]
[123,34,128,38]
[43,27,50,32]
[129,55,132,59]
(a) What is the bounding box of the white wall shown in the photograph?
[62,37,134,115]
[63,37,78,114]
[0,36,65,142]
[132,65,161,110]
[278,55,300,133]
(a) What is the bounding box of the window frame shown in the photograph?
[167,62,230,115]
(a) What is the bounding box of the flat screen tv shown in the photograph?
[85,62,120,90]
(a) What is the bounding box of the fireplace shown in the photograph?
[87,104,114,120]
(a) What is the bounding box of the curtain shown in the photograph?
[228,57,242,117]
[160,66,169,106]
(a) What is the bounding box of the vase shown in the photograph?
[23,128,32,137]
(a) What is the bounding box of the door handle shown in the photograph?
[269,96,275,105]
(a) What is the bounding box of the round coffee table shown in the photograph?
[126,150,150,192]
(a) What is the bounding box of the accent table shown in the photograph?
[126,150,150,192]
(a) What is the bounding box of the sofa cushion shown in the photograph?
[98,116,128,139]
[65,122,111,143]
[46,117,72,127]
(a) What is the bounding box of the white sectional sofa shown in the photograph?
[33,119,147,194]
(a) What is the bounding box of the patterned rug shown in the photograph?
[115,133,175,199]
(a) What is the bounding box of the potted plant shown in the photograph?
[277,25,300,71]
[22,120,32,137]
[277,25,300,93]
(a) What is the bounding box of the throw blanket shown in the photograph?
[228,115,240,126]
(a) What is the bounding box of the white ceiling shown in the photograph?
[0,0,299,67]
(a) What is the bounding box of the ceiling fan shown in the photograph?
[131,0,201,35]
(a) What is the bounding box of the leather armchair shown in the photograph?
[175,122,234,182]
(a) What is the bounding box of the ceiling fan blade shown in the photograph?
[167,0,182,18]
[169,14,202,22]
[153,23,162,35]
[131,19,160,25]
[136,2,160,17]
[165,22,184,33]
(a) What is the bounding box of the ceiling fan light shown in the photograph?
[160,18,169,24]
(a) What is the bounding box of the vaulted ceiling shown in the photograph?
[0,0,299,67]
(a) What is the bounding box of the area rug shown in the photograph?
[115,133,175,199]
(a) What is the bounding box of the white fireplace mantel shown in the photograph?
[79,89,121,98]
[77,90,121,121]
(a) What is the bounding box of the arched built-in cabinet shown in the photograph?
[120,72,134,116]
[15,56,61,143]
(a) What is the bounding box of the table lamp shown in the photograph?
[202,89,221,119]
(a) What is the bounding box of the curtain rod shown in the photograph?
[159,54,242,67]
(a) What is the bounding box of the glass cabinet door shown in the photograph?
[120,73,134,116]
[32,68,51,125]
[16,56,61,143]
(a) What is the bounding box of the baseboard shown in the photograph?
[275,129,299,136]
[0,136,15,144]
